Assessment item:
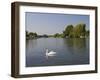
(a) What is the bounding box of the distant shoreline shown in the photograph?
[26,23,89,40]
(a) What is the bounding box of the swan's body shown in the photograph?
[46,49,56,56]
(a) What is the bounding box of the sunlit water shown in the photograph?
[26,38,89,67]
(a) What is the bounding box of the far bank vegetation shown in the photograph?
[26,23,89,39]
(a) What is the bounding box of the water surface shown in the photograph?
[26,38,89,67]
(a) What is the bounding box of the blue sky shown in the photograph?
[25,12,89,35]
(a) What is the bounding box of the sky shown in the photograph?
[25,12,89,35]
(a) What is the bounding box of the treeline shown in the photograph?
[26,31,38,39]
[26,31,49,39]
[26,23,89,39]
[56,23,89,38]
[50,23,89,38]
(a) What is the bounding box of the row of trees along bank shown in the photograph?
[26,23,89,39]
[62,23,89,38]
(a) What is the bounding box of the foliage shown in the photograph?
[26,31,37,39]
[26,31,28,36]
[85,30,89,37]
[26,23,89,39]
[63,23,88,38]
[74,24,86,38]
[54,33,60,37]
[42,34,48,38]
[63,25,74,37]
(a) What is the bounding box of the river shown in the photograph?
[26,38,89,67]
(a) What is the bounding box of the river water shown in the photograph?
[26,38,89,67]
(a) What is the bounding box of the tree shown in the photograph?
[34,32,37,37]
[63,25,74,38]
[28,32,37,39]
[54,33,60,38]
[85,30,89,37]
[26,31,29,39]
[74,23,86,38]
[42,34,48,38]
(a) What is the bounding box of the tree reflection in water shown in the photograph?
[63,38,87,54]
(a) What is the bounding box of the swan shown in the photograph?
[46,49,56,56]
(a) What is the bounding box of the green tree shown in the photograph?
[34,32,37,37]
[28,32,37,39]
[63,25,74,38]
[54,33,60,38]
[74,23,86,38]
[85,30,89,37]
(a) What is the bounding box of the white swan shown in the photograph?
[46,49,56,56]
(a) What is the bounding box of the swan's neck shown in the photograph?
[46,49,48,54]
